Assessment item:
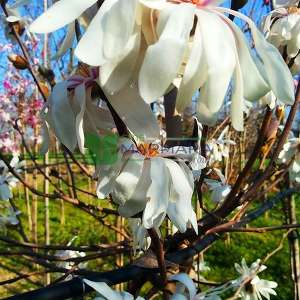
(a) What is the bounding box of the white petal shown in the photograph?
[196,10,236,126]
[96,151,128,199]
[176,23,207,112]
[287,19,300,58]
[6,15,21,22]
[101,0,137,61]
[216,7,295,105]
[143,157,169,229]
[40,119,50,155]
[50,82,77,151]
[231,52,244,131]
[139,3,195,102]
[117,158,152,217]
[30,0,97,33]
[0,184,12,201]
[219,16,270,101]
[139,0,168,10]
[52,22,75,59]
[169,273,197,300]
[74,84,86,153]
[75,0,137,66]
[104,83,160,139]
[83,279,123,300]
[165,159,196,233]
[100,28,141,94]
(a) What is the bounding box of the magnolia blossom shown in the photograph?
[3,0,33,41]
[0,206,21,229]
[263,6,300,75]
[205,168,231,204]
[84,273,221,299]
[137,0,294,130]
[272,0,299,8]
[30,0,294,132]
[234,259,278,300]
[96,138,204,233]
[41,67,115,153]
[128,218,153,252]
[0,156,22,201]
[42,66,159,149]
[207,126,235,165]
[55,237,87,270]
[278,135,300,183]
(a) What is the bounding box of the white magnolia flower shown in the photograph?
[0,156,23,201]
[272,0,299,9]
[41,67,115,154]
[96,138,201,233]
[128,218,152,252]
[235,258,278,300]
[55,237,87,270]
[137,0,294,131]
[278,135,300,183]
[0,206,21,227]
[205,168,231,204]
[84,273,221,300]
[31,0,294,132]
[263,6,300,75]
[3,0,33,41]
[207,126,235,165]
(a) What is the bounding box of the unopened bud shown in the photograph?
[38,65,55,86]
[39,81,50,98]
[8,54,28,70]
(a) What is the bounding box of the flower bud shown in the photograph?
[8,54,28,70]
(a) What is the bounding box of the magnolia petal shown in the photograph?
[6,15,21,22]
[100,29,141,94]
[52,22,75,59]
[139,39,186,102]
[169,273,197,300]
[165,159,196,233]
[216,7,295,105]
[287,19,300,58]
[196,10,236,126]
[74,84,86,153]
[219,15,270,101]
[101,0,137,61]
[139,3,195,102]
[139,0,169,10]
[112,153,146,208]
[40,121,50,154]
[176,23,207,112]
[50,82,77,151]
[96,153,127,199]
[118,158,152,218]
[74,8,105,66]
[231,53,244,131]
[75,0,136,66]
[30,0,97,33]
[83,279,123,300]
[143,157,169,229]
[105,83,160,139]
[0,184,12,201]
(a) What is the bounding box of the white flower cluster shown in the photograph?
[84,258,277,300]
